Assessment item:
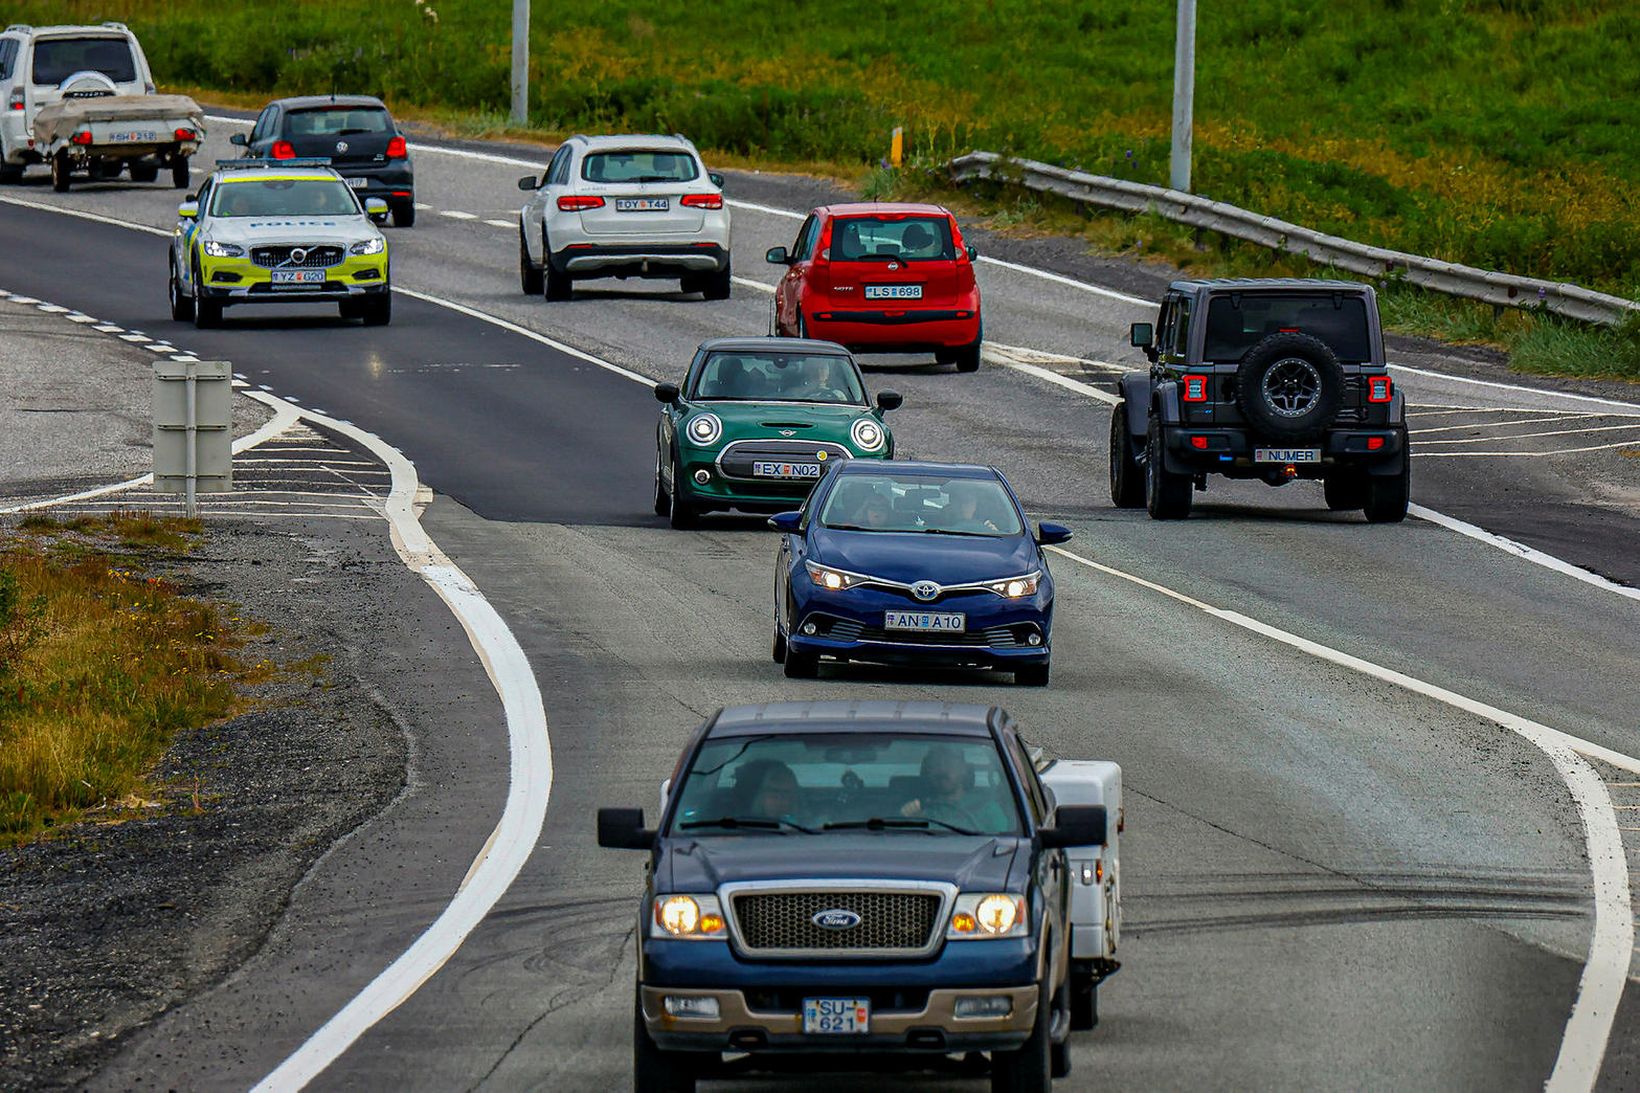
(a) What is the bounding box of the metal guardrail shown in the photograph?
[948,152,1640,326]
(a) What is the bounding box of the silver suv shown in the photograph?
[517,133,732,301]
[0,22,155,182]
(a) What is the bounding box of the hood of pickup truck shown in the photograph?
[658,834,1022,893]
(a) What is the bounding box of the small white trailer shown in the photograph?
[1039,757,1123,1029]
[32,91,203,191]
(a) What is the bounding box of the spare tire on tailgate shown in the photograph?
[1234,332,1344,442]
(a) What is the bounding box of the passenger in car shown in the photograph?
[900,746,1012,831]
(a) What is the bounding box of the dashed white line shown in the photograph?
[1416,423,1640,446]
[439,210,478,221]
[483,218,514,229]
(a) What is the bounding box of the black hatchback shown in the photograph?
[232,95,416,227]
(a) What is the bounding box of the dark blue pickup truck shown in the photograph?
[598,701,1124,1092]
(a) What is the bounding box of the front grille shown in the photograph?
[718,440,850,480]
[732,890,942,954]
[811,615,1039,649]
[744,986,931,1014]
[251,245,346,270]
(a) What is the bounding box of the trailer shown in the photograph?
[32,92,203,191]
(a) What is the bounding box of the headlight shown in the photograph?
[652,894,727,939]
[201,240,242,258]
[983,572,1040,598]
[947,893,1027,939]
[805,561,865,591]
[350,237,385,256]
[851,417,885,452]
[685,413,722,447]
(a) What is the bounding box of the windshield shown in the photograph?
[670,733,1023,836]
[211,179,361,218]
[286,106,393,136]
[1204,293,1373,362]
[820,472,1024,537]
[582,150,699,184]
[32,37,137,85]
[691,351,865,404]
[831,216,954,262]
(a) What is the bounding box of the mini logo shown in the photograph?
[887,261,900,271]
[779,429,795,437]
[336,140,349,153]
[812,909,862,930]
[912,580,940,602]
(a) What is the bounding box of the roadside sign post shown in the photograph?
[1170,0,1197,193]
[510,0,530,127]
[153,360,232,516]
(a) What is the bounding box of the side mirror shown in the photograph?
[765,246,789,265]
[517,174,540,191]
[1040,804,1106,849]
[966,244,978,261]
[1036,521,1072,546]
[1129,322,1153,349]
[654,382,680,404]
[767,511,803,533]
[228,133,248,147]
[176,200,198,220]
[708,172,725,189]
[364,196,389,223]
[597,807,656,850]
[875,389,903,412]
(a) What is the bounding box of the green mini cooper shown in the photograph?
[654,337,902,528]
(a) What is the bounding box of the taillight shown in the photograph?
[680,193,722,209]
[1367,437,1386,451]
[1181,374,1210,402]
[271,141,296,160]
[7,89,23,111]
[557,195,604,211]
[386,135,407,159]
[1366,375,1393,403]
[174,128,196,141]
[70,131,93,146]
[1189,436,1209,450]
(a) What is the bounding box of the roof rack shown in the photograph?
[4,24,32,33]
[214,157,334,170]
[101,21,129,30]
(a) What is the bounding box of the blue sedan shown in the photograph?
[770,461,1072,685]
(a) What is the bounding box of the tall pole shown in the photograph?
[510,0,529,128]
[1170,0,1197,193]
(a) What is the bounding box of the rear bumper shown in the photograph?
[1159,424,1407,477]
[553,242,729,277]
[802,310,980,354]
[330,162,415,202]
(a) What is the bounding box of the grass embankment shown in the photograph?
[0,513,262,846]
[9,0,1639,378]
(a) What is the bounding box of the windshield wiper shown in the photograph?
[823,817,978,836]
[823,523,881,532]
[677,815,817,834]
[919,528,996,538]
[336,128,374,136]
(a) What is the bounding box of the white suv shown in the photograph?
[517,133,732,301]
[0,22,155,182]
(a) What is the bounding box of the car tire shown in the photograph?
[520,229,544,295]
[0,155,22,184]
[391,200,416,228]
[667,456,697,529]
[361,294,392,327]
[796,312,809,339]
[51,151,71,192]
[1070,972,1098,1032]
[543,235,572,301]
[783,648,819,679]
[633,992,696,1093]
[991,978,1052,1093]
[772,627,787,663]
[1323,472,1369,512]
[1049,976,1072,1079]
[1145,417,1192,520]
[1233,332,1344,443]
[1363,456,1410,524]
[1015,661,1050,687]
[703,260,732,301]
[130,160,159,183]
[168,258,194,322]
[171,156,190,189]
[653,449,672,517]
[191,261,221,329]
[1108,404,1144,508]
[954,342,982,373]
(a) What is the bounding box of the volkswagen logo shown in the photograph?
[812,909,861,930]
[912,580,940,602]
[336,140,349,153]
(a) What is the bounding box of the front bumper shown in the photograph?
[788,584,1051,669]
[677,443,886,513]
[553,242,729,277]
[803,308,980,354]
[1159,424,1407,477]
[198,252,390,304]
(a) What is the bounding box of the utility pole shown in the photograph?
[1170,0,1197,193]
[510,0,529,127]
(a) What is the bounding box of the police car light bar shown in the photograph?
[214,157,334,169]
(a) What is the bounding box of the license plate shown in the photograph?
[108,130,158,143]
[1254,448,1321,463]
[346,177,368,189]
[752,461,820,478]
[615,197,669,212]
[271,269,327,286]
[802,997,869,1035]
[884,611,965,632]
[864,284,923,300]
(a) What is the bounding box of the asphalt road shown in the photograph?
[3,121,1639,1091]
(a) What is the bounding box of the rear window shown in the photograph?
[1203,294,1373,362]
[581,150,699,184]
[31,37,137,85]
[830,216,954,262]
[286,107,394,137]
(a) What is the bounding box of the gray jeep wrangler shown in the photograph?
[1111,278,1410,522]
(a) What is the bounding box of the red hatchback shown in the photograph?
[766,202,983,371]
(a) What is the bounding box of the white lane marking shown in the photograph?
[95,324,124,333]
[1046,543,1634,1089]
[1413,439,1640,458]
[1405,505,1640,604]
[36,303,67,313]
[390,286,655,386]
[977,253,1152,306]
[483,218,513,228]
[732,276,775,294]
[1389,363,1640,413]
[414,202,433,211]
[1410,405,1637,419]
[1417,423,1640,445]
[985,347,1121,405]
[243,389,553,1093]
[439,210,478,221]
[66,313,98,324]
[0,192,171,237]
[1414,414,1600,434]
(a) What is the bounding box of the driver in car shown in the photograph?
[734,759,801,822]
[940,481,1004,534]
[781,357,847,401]
[900,745,1011,831]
